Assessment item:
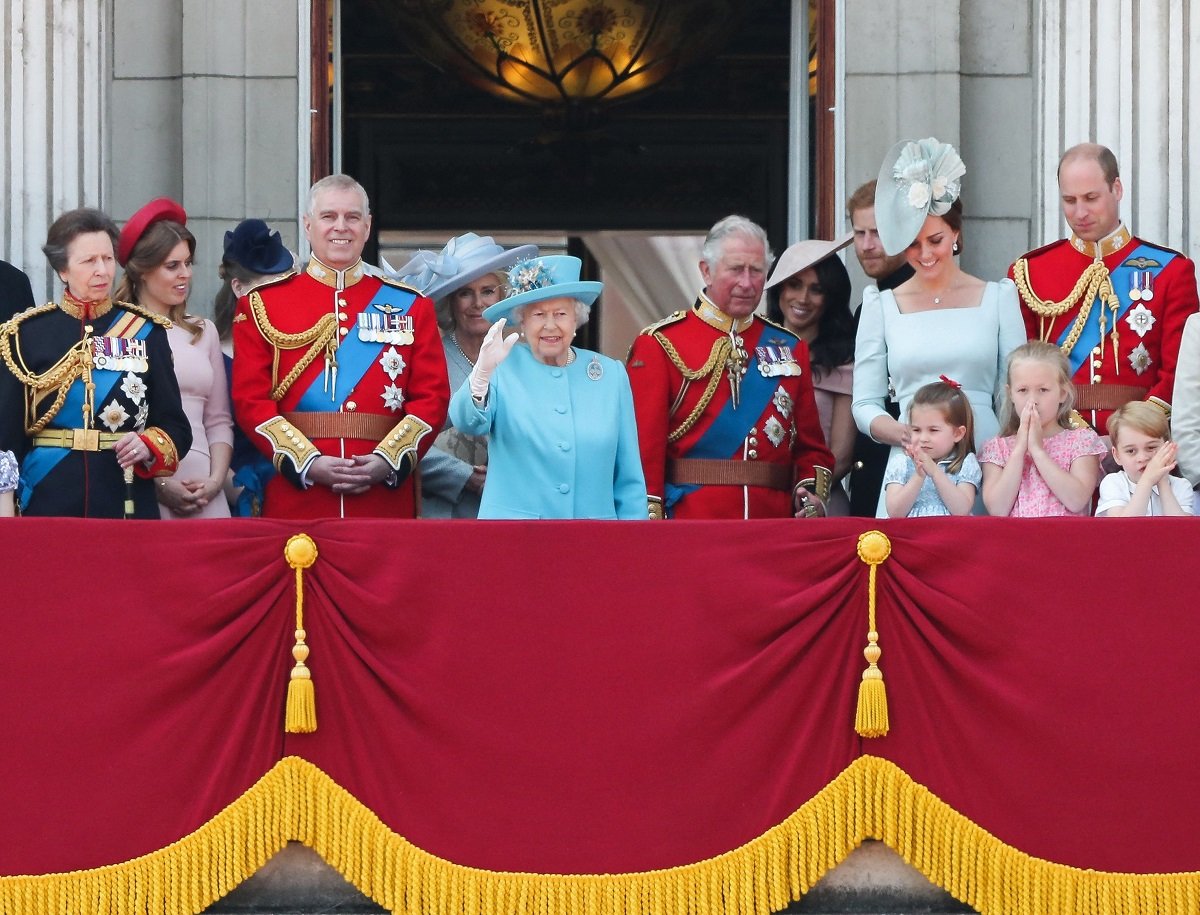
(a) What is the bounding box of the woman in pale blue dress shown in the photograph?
[852,138,1026,517]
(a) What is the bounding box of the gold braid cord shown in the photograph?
[0,307,91,434]
[1012,259,1118,356]
[652,332,732,443]
[248,292,338,401]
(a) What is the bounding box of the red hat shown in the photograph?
[118,197,187,266]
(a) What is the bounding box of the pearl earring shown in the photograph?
[953,240,960,253]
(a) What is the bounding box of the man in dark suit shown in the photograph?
[845,180,915,517]
[0,259,35,322]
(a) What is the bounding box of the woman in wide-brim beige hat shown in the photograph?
[765,234,855,515]
[386,233,537,518]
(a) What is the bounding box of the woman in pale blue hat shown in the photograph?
[447,255,646,519]
[851,137,1025,516]
[389,233,536,518]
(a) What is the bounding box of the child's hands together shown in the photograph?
[1022,401,1043,452]
[905,440,937,478]
[1143,441,1178,485]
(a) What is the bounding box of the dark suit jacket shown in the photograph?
[848,263,914,516]
[0,260,35,322]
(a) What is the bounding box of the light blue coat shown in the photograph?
[449,344,647,519]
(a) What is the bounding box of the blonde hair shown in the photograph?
[1106,401,1170,445]
[908,380,975,474]
[998,341,1076,435]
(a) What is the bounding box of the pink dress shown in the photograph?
[813,362,853,516]
[978,426,1106,517]
[160,319,234,519]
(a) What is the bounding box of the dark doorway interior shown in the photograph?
[340,0,796,260]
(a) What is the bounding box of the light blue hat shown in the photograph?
[382,232,538,302]
[874,138,966,255]
[482,256,603,323]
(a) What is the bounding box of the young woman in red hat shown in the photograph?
[116,198,233,518]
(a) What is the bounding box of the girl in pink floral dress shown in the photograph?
[980,341,1105,516]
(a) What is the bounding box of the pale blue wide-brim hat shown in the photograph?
[382,232,538,302]
[874,137,966,255]
[482,255,603,324]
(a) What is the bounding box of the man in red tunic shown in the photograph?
[1009,143,1198,433]
[627,215,833,519]
[232,174,448,518]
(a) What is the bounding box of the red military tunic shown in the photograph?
[232,256,449,518]
[1010,225,1198,432]
[627,296,833,519]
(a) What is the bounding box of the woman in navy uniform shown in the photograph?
[0,208,190,517]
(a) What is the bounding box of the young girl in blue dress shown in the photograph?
[882,378,980,517]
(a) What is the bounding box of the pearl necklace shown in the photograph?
[449,333,477,367]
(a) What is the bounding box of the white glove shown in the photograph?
[469,318,519,400]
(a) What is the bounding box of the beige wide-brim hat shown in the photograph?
[765,234,854,288]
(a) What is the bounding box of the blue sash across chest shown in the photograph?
[20,314,154,509]
[665,335,789,510]
[295,284,417,410]
[1057,243,1175,375]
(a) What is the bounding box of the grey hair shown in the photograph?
[306,174,371,216]
[43,208,119,273]
[512,298,591,329]
[700,215,773,271]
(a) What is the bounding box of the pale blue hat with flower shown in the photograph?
[381,232,538,302]
[482,255,603,323]
[874,137,966,255]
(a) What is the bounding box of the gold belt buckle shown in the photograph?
[73,428,101,451]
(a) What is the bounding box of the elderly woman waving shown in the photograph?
[448,256,646,519]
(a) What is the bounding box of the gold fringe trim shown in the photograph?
[3,755,1196,915]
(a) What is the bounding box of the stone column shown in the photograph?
[840,0,962,288]
[1,0,109,303]
[1036,0,1198,259]
[178,0,306,316]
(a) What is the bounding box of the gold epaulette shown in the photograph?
[248,270,297,295]
[2,301,58,333]
[639,311,687,335]
[759,315,799,339]
[114,300,172,328]
[377,274,423,296]
[374,415,433,471]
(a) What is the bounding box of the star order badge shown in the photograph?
[379,345,407,381]
[381,383,405,412]
[99,399,130,432]
[764,415,785,448]
[1128,343,1152,375]
[772,387,793,416]
[1125,303,1155,338]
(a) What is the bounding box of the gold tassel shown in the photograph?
[855,531,892,738]
[284,533,318,733]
